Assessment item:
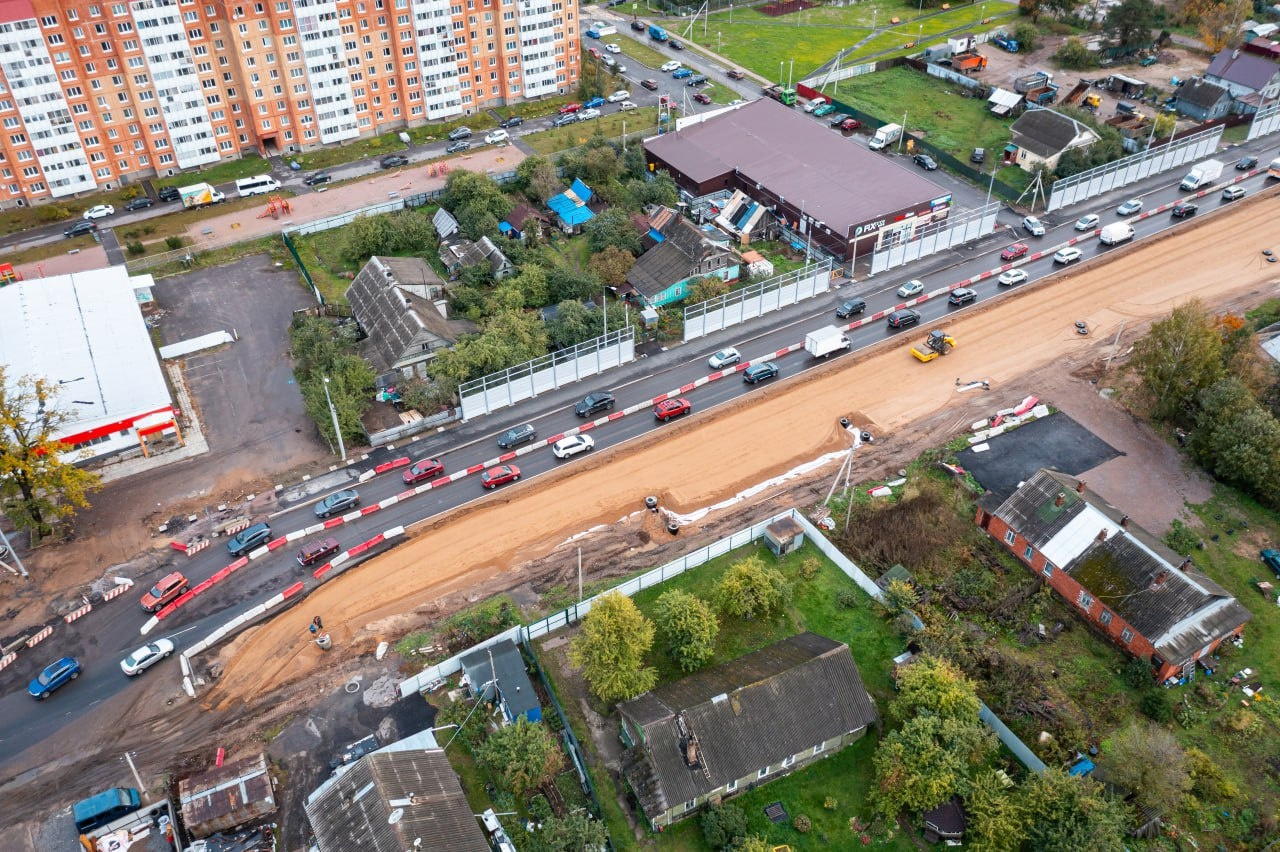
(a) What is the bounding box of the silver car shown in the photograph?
[120,639,175,676]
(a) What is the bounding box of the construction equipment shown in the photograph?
[1061,79,1090,105]
[911,329,956,362]
[952,51,988,73]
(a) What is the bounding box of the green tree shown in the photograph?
[713,555,789,619]
[1012,23,1039,52]
[547,264,601,304]
[516,155,562,202]
[1054,37,1097,70]
[1191,393,1280,507]
[569,591,657,703]
[1020,769,1130,851]
[890,655,981,723]
[427,309,549,397]
[1103,722,1190,813]
[700,803,748,849]
[298,352,375,447]
[530,811,608,852]
[736,838,771,852]
[588,245,634,287]
[966,770,1027,852]
[0,370,101,538]
[687,275,731,304]
[443,169,511,220]
[873,714,996,819]
[342,212,396,263]
[653,589,719,671]
[1128,300,1225,420]
[386,208,436,253]
[626,172,679,209]
[545,300,602,350]
[1104,0,1158,52]
[476,718,563,796]
[456,205,502,242]
[584,207,641,255]
[501,264,552,309]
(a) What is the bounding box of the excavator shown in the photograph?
[910,329,956,362]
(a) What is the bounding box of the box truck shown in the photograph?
[179,182,225,209]
[1098,222,1135,245]
[1179,158,1223,191]
[868,123,902,151]
[805,326,852,358]
[648,23,668,41]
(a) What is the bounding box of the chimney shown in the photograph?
[1075,480,1086,494]
[1096,528,1109,542]
[1151,570,1169,590]
[1054,492,1066,507]
[1119,515,1130,528]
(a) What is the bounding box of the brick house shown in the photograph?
[976,469,1251,683]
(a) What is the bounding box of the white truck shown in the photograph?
[868,123,902,151]
[179,182,225,209]
[1179,158,1223,191]
[805,326,852,358]
[1098,222,1134,246]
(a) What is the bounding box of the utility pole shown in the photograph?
[898,110,907,153]
[0,526,29,579]
[321,375,346,461]
[577,547,583,603]
[123,752,146,797]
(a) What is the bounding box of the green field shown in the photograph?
[523,107,659,155]
[155,154,271,188]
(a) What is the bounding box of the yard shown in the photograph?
[155,154,272,188]
[523,107,659,155]
[292,114,498,171]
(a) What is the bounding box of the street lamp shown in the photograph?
[321,375,346,462]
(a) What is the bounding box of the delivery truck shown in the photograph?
[805,326,852,358]
[179,182,225,209]
[868,122,902,151]
[648,23,668,41]
[1179,158,1223,191]
[1098,222,1135,245]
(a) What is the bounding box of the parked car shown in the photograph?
[1053,246,1083,265]
[1115,198,1143,216]
[1222,185,1246,201]
[481,464,521,489]
[552,435,595,459]
[447,126,472,141]
[585,27,600,38]
[380,154,409,168]
[303,171,332,186]
[998,269,1028,286]
[584,96,606,109]
[727,68,745,79]
[119,640,175,677]
[28,657,81,700]
[970,147,985,164]
[604,42,621,54]
[403,457,445,484]
[1022,215,1046,236]
[124,196,154,211]
[631,20,646,31]
[157,185,182,202]
[1000,243,1028,262]
[64,220,98,238]
[1171,202,1198,218]
[654,397,692,421]
[83,204,115,220]
[559,102,582,114]
[835,298,866,318]
[445,140,470,153]
[577,108,602,121]
[913,153,938,170]
[1074,213,1099,231]
[896,279,924,298]
[686,75,708,86]
[948,287,978,305]
[669,39,684,50]
[575,391,615,417]
[708,348,741,369]
[693,92,712,104]
[497,423,537,448]
[743,362,779,384]
[139,571,189,612]
[641,78,660,90]
[660,60,681,72]
[552,113,578,127]
[886,309,921,328]
[672,67,693,79]
[227,522,272,556]
[1236,155,1258,170]
[297,536,341,567]
[607,89,630,102]
[499,115,524,128]
[619,101,638,110]
[315,489,360,518]
[840,118,861,132]
[827,113,849,128]
[484,129,509,145]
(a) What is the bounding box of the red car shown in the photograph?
[840,118,861,131]
[140,571,189,612]
[1000,243,1029,262]
[641,78,659,90]
[693,92,712,104]
[481,464,521,489]
[654,397,692,421]
[558,102,581,114]
[297,536,341,567]
[403,456,445,484]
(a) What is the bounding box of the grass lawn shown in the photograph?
[155,154,270,188]
[600,34,671,71]
[293,114,498,171]
[136,235,285,279]
[523,107,658,155]
[5,233,99,267]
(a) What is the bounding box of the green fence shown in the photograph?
[281,231,321,304]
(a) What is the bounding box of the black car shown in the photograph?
[575,391,615,417]
[828,113,849,128]
[552,113,578,127]
[913,153,938,171]
[886,309,921,329]
[124,196,154,212]
[497,423,537,449]
[303,171,332,186]
[970,147,985,164]
[686,75,707,86]
[743,362,779,384]
[948,287,977,306]
[315,489,360,518]
[631,20,646,31]
[64,220,98,238]
[1235,155,1258,170]
[157,185,181,202]
[499,115,524,128]
[835,299,866,319]
[1171,202,1198,219]
[447,126,472,141]
[445,140,470,153]
[380,154,409,168]
[669,39,684,50]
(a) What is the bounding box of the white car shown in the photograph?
[484,129,509,144]
[605,42,621,53]
[896,279,924,298]
[552,434,595,459]
[577,108,601,121]
[708,347,741,369]
[606,90,630,102]
[660,60,681,72]
[1115,198,1143,216]
[803,99,827,113]
[1074,214,1100,231]
[619,101,638,111]
[1053,247,1083,265]
[998,269,1028,286]
[1022,215,1046,236]
[120,638,175,676]
[83,204,115,220]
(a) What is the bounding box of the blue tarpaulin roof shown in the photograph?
[548,179,596,227]
[498,221,513,233]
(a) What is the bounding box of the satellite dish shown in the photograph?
[388,808,404,824]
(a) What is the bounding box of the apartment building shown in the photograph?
[0,0,577,207]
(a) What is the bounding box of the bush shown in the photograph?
[1012,23,1039,52]
[164,235,185,250]
[793,814,812,834]
[824,795,838,810]
[1054,37,1097,70]
[1164,519,1200,555]
[126,240,146,256]
[528,793,553,822]
[1140,689,1173,722]
[797,557,820,581]
[701,804,748,850]
[1122,657,1153,689]
[837,589,859,609]
[37,204,71,223]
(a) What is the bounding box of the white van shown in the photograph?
[235,174,281,197]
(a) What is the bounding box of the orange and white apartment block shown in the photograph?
[0,0,578,206]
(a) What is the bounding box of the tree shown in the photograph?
[966,770,1028,852]
[516,155,562,202]
[1019,769,1130,851]
[700,803,748,849]
[1191,399,1280,508]
[1012,23,1040,52]
[443,169,511,221]
[547,263,601,304]
[427,309,550,397]
[1040,0,1081,18]
[713,555,789,619]
[1104,722,1191,813]
[1185,0,1252,52]
[530,811,608,852]
[502,264,552,309]
[1054,37,1097,71]
[872,713,997,819]
[298,352,375,447]
[1151,110,1177,141]
[890,655,981,723]
[736,837,771,852]
[584,207,641,256]
[588,245,635,287]
[476,718,563,796]
[687,275,731,304]
[456,205,502,242]
[569,591,656,703]
[546,300,602,350]
[0,370,101,538]
[653,590,719,671]
[1128,300,1224,420]
[342,212,396,263]
[1104,0,1158,52]
[626,172,680,209]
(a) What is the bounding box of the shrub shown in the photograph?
[700,804,748,850]
[1122,657,1153,689]
[797,557,820,580]
[1164,519,1200,555]
[837,589,859,609]
[164,235,185,250]
[37,204,71,223]
[126,240,146,256]
[1140,689,1173,722]
[794,814,812,834]
[824,796,838,810]
[1054,37,1097,71]
[1012,22,1039,52]
[528,793,553,822]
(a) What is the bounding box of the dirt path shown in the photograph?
[203,194,1280,706]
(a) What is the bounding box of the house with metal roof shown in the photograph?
[178,752,276,838]
[1006,107,1100,172]
[976,469,1251,683]
[458,638,542,724]
[1205,46,1280,99]
[438,234,516,279]
[618,632,879,828]
[547,178,597,232]
[622,206,738,308]
[1174,78,1233,121]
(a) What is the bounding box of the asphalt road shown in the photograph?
[2,160,1275,768]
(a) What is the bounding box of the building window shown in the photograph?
[726,778,737,792]
[813,741,826,755]
[757,767,768,779]
[1023,545,1034,561]
[1003,530,1015,545]
[1121,628,1134,644]
[1099,609,1113,626]
[684,799,696,812]
[1077,590,1093,609]
[782,754,795,768]
[1042,562,1053,578]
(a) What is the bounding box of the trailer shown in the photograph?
[1061,79,1090,105]
[805,326,851,359]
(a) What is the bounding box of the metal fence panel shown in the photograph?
[683,261,832,342]
[1248,101,1280,141]
[870,203,999,274]
[1047,126,1223,211]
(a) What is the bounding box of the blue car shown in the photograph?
[584,96,606,109]
[29,656,81,700]
[672,68,693,79]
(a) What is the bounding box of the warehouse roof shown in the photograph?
[645,98,947,236]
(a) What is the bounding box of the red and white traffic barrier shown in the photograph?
[25,626,53,648]
[0,652,16,672]
[222,519,252,537]
[312,526,405,580]
[64,603,92,624]
[102,579,134,602]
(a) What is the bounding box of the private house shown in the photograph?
[1205,46,1280,101]
[499,203,549,240]
[976,469,1251,683]
[438,234,516,280]
[346,256,476,379]
[618,632,879,829]
[178,753,276,838]
[304,729,490,852]
[547,178,597,232]
[1006,108,1100,172]
[1174,78,1233,121]
[458,639,542,725]
[622,207,739,308]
